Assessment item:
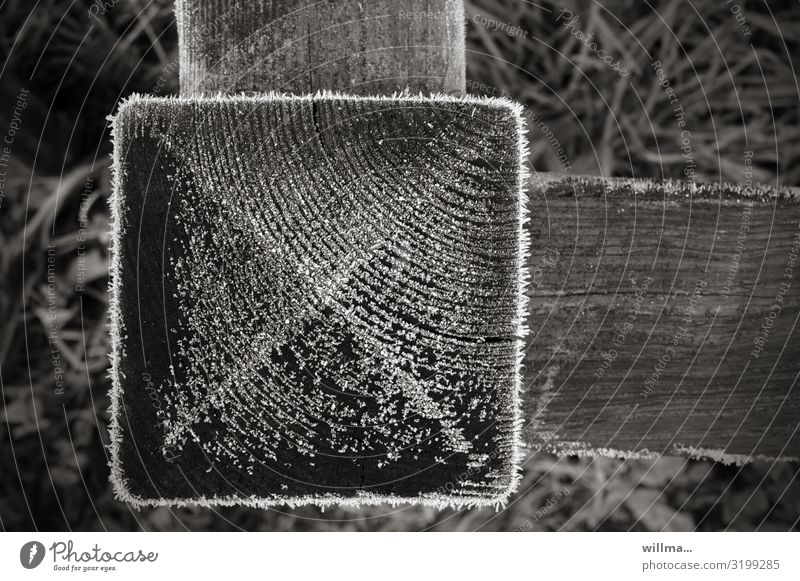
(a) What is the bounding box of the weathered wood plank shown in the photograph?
[523,174,800,463]
[108,94,526,508]
[177,0,466,96]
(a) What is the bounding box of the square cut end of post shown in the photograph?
[107,92,530,509]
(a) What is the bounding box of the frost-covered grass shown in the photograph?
[0,0,798,531]
[465,0,800,186]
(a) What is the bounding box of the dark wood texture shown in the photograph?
[109,95,524,507]
[523,174,800,463]
[177,0,466,96]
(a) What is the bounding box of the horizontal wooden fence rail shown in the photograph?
[522,173,800,463]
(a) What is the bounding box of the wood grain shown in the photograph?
[177,0,466,96]
[109,95,525,508]
[523,174,800,463]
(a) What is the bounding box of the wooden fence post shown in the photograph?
[176,0,466,96]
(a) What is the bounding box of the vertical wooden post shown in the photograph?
[111,0,533,508]
[177,0,466,96]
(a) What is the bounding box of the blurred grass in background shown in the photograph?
[0,0,798,531]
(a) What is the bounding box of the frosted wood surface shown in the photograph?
[109,95,525,508]
[177,0,466,96]
[524,174,800,463]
